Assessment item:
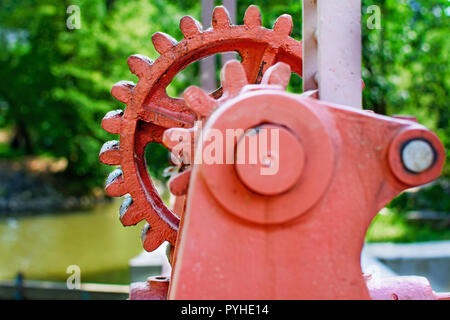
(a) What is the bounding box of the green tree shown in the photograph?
[0,0,200,194]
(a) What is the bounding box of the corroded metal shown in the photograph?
[99,5,303,252]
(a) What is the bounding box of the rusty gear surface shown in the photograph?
[99,5,303,252]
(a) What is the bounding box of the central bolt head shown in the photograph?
[402,139,435,173]
[235,124,305,196]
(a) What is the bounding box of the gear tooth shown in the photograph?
[273,14,293,35]
[99,140,121,165]
[111,81,134,104]
[141,223,164,252]
[212,6,231,29]
[163,127,194,150]
[220,60,248,96]
[261,62,292,89]
[163,128,195,165]
[244,5,262,27]
[152,32,178,55]
[105,168,127,197]
[127,54,153,78]
[180,15,202,38]
[101,110,123,135]
[183,86,218,118]
[119,196,144,226]
[168,168,192,196]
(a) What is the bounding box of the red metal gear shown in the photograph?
[99,5,303,252]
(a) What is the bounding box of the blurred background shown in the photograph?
[0,0,449,298]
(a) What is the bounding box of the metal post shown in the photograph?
[302,0,362,109]
[302,0,318,92]
[221,0,238,65]
[201,0,217,92]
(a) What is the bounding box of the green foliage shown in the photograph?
[0,0,448,196]
[362,0,450,175]
[366,207,450,243]
[369,179,450,243]
[0,0,199,194]
[389,180,450,213]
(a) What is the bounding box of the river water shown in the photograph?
[0,200,144,284]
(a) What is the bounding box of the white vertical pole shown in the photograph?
[221,0,238,65]
[201,0,217,92]
[316,0,362,108]
[302,0,318,92]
